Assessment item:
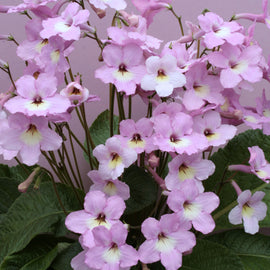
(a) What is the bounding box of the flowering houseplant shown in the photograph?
[1,0,270,269]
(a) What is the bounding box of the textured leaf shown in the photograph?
[122,165,158,215]
[51,242,82,270]
[181,239,244,270]
[0,182,84,262]
[205,129,270,229]
[207,230,270,270]
[84,109,119,162]
[0,177,21,214]
[147,238,244,270]
[0,235,58,270]
[260,184,270,227]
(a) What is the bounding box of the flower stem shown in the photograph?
[109,84,116,136]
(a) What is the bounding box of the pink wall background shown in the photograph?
[0,0,269,187]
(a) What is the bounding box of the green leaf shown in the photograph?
[84,109,119,162]
[205,129,270,229]
[0,235,58,270]
[260,184,270,227]
[0,164,11,178]
[122,165,158,216]
[181,239,244,270]
[51,242,82,270]
[207,230,270,270]
[0,182,84,262]
[0,177,21,214]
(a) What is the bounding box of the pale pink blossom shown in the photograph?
[229,146,270,182]
[193,110,237,147]
[4,73,71,117]
[153,112,208,155]
[167,180,219,234]
[141,54,186,97]
[229,190,267,234]
[208,43,263,88]
[118,118,155,154]
[85,223,138,269]
[0,113,62,165]
[65,190,126,248]
[165,153,215,192]
[8,0,57,13]
[40,3,89,41]
[95,43,146,95]
[183,63,225,111]
[88,170,130,201]
[198,12,244,49]
[88,0,126,11]
[93,137,137,180]
[139,214,196,270]
[131,0,172,26]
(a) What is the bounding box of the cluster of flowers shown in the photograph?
[0,0,270,269]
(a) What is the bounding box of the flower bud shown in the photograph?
[18,167,40,193]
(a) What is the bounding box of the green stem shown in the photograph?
[197,40,201,58]
[61,140,82,190]
[6,66,17,90]
[41,151,66,184]
[67,125,85,191]
[78,105,95,170]
[116,91,125,121]
[109,84,116,136]
[65,123,89,154]
[66,57,74,81]
[128,95,132,119]
[14,157,31,175]
[56,149,84,206]
[41,168,68,215]
[168,5,184,36]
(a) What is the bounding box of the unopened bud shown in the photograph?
[88,1,106,18]
[18,167,40,193]
[33,175,42,190]
[148,152,160,168]
[0,59,8,69]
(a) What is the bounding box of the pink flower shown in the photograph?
[167,180,219,234]
[8,0,57,13]
[0,113,62,165]
[228,190,267,234]
[85,223,138,269]
[165,153,215,192]
[88,0,127,11]
[249,146,270,182]
[153,112,208,155]
[229,146,270,183]
[139,214,196,270]
[234,0,270,29]
[208,43,263,88]
[183,63,225,111]
[132,0,172,26]
[0,111,18,160]
[88,170,130,201]
[4,73,71,117]
[40,3,89,41]
[141,54,186,97]
[60,76,100,105]
[95,43,146,95]
[93,137,137,180]
[118,118,155,154]
[65,190,126,248]
[193,110,237,147]
[198,12,244,49]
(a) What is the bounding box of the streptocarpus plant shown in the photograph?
[1,0,270,269]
